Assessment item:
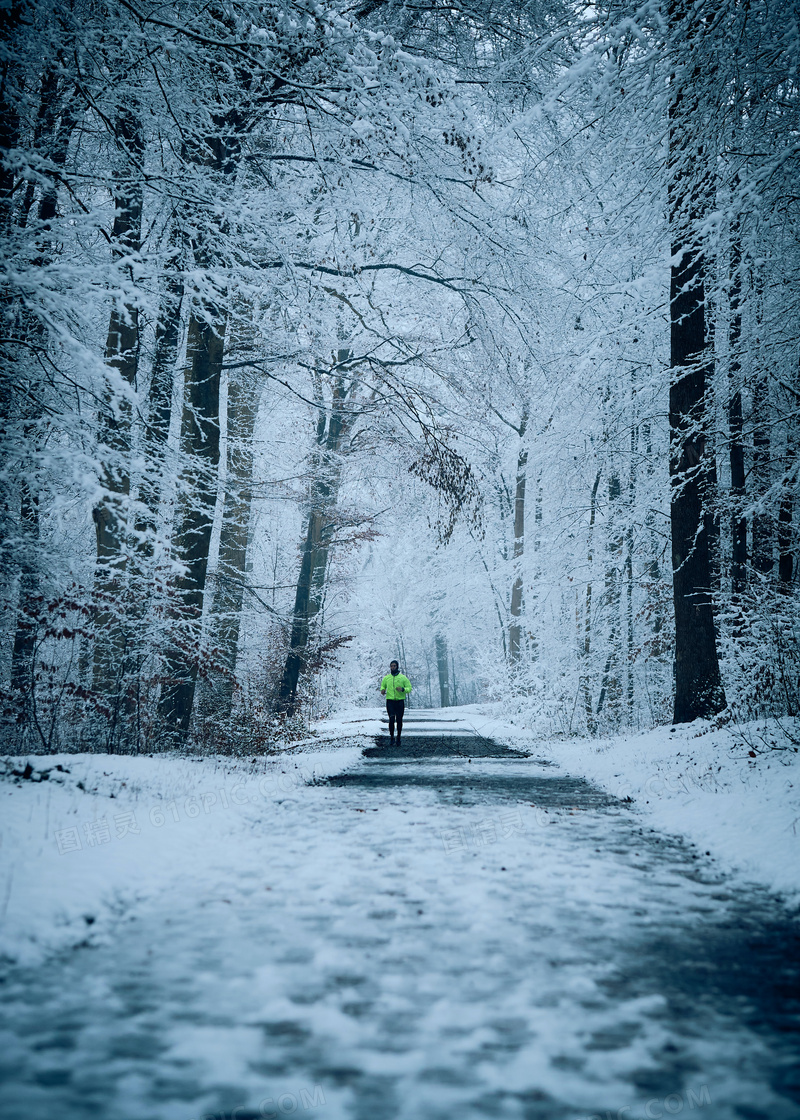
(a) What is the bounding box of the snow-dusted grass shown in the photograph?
[0,741,365,966]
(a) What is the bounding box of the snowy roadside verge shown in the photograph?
[460,704,800,904]
[0,740,365,967]
[556,720,800,902]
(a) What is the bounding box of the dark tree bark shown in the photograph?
[704,448,721,598]
[9,73,76,717]
[0,7,21,235]
[135,226,186,545]
[751,373,773,576]
[18,64,69,229]
[778,493,793,585]
[201,367,261,720]
[278,508,325,713]
[10,482,39,709]
[626,415,636,715]
[92,105,145,697]
[529,477,542,660]
[596,629,617,716]
[778,441,794,587]
[668,12,726,723]
[601,474,623,723]
[278,360,352,713]
[508,410,528,667]
[157,109,242,735]
[580,469,602,734]
[157,308,227,731]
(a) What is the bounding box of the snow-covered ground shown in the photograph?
[0,742,364,966]
[322,705,800,904]
[418,706,800,903]
[1,712,798,1120]
[3,711,796,972]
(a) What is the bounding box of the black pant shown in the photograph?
[386,698,405,739]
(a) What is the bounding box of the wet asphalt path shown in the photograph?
[0,723,799,1120]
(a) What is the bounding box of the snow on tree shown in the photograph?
[1,0,798,749]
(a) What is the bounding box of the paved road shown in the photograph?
[1,723,799,1120]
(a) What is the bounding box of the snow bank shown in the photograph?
[554,719,800,903]
[0,741,365,966]
[460,705,800,904]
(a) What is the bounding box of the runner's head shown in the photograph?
[390,660,399,674]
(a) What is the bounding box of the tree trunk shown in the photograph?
[778,441,794,587]
[580,469,602,734]
[705,448,721,597]
[668,13,726,722]
[435,634,450,707]
[278,514,320,714]
[0,14,21,235]
[201,367,261,719]
[626,414,637,716]
[278,360,352,714]
[752,373,773,576]
[778,493,793,586]
[596,629,617,716]
[603,474,623,724]
[728,216,747,596]
[529,476,542,661]
[92,105,144,698]
[508,435,527,667]
[9,76,76,715]
[157,308,227,731]
[18,66,69,228]
[10,482,39,716]
[136,228,186,546]
[157,111,241,735]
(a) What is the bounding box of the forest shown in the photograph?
[1,0,799,752]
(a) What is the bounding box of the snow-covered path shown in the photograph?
[1,722,799,1120]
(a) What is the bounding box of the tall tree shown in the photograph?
[667,0,725,722]
[135,221,187,546]
[728,212,747,597]
[435,633,451,707]
[201,362,262,720]
[157,293,229,732]
[9,64,77,719]
[278,356,356,714]
[508,407,528,669]
[92,101,145,699]
[157,87,244,732]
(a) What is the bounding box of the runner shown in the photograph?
[380,660,412,745]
